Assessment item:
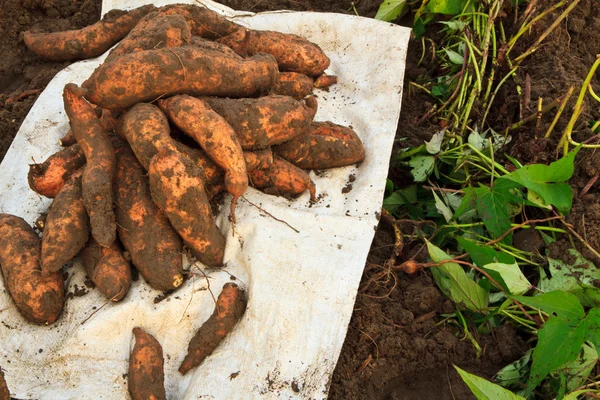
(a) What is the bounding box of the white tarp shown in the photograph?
[0,1,410,398]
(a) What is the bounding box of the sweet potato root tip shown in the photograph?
[23,4,155,61]
[82,238,131,302]
[129,328,166,400]
[269,72,314,99]
[41,169,89,276]
[28,144,86,198]
[63,83,116,248]
[149,150,225,267]
[314,74,338,88]
[0,214,64,325]
[114,144,184,292]
[179,283,246,375]
[59,130,76,147]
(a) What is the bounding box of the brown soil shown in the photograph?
[1,1,598,399]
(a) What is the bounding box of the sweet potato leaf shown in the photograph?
[512,291,585,324]
[455,366,526,400]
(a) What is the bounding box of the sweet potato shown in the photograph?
[172,141,223,186]
[179,282,246,375]
[23,5,155,62]
[202,95,318,150]
[113,144,184,292]
[159,95,247,221]
[190,36,242,59]
[41,169,89,276]
[274,121,365,169]
[129,328,166,400]
[81,238,131,302]
[314,74,338,89]
[82,47,278,110]
[63,83,116,248]
[269,72,314,99]
[0,214,63,325]
[159,4,244,39]
[149,150,225,267]
[248,156,316,201]
[28,144,86,198]
[244,149,274,170]
[0,367,9,400]
[60,109,119,147]
[104,12,191,63]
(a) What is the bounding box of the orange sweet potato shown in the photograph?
[202,95,318,150]
[60,109,119,147]
[269,72,314,99]
[82,47,278,110]
[41,169,89,276]
[82,238,131,302]
[159,95,247,221]
[190,36,242,59]
[0,367,9,400]
[159,3,244,39]
[248,156,316,201]
[113,144,184,292]
[28,144,86,198]
[129,328,166,400]
[179,282,246,375]
[274,121,365,169]
[0,214,64,325]
[314,74,338,89]
[23,5,155,62]
[63,83,116,248]
[244,149,274,170]
[149,150,225,267]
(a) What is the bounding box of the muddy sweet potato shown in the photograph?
[82,47,278,110]
[179,282,246,375]
[159,95,247,221]
[81,238,131,302]
[244,149,274,170]
[60,109,119,147]
[28,144,86,198]
[23,5,155,62]
[0,367,9,400]
[248,156,316,201]
[149,150,225,267]
[63,83,116,248]
[314,74,338,89]
[41,169,89,276]
[269,72,314,99]
[202,95,318,150]
[159,3,244,39]
[113,144,184,292]
[129,328,166,400]
[104,12,191,63]
[190,36,242,59]
[0,214,63,324]
[274,121,365,169]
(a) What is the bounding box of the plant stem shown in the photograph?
[544,86,574,138]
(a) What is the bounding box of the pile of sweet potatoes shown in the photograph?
[0,3,365,397]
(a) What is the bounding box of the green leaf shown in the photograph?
[473,180,522,243]
[526,317,588,394]
[551,343,598,393]
[427,0,467,15]
[457,237,515,266]
[383,185,418,206]
[406,155,435,182]
[485,262,531,295]
[455,366,526,400]
[587,308,600,351]
[375,0,407,22]
[444,48,464,65]
[564,389,600,400]
[426,130,445,154]
[427,241,488,312]
[396,144,426,161]
[512,291,585,323]
[453,188,476,221]
[494,350,532,389]
[432,189,453,222]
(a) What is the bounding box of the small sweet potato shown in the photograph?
[63,83,116,248]
[149,150,225,267]
[0,214,64,325]
[269,72,314,99]
[314,74,338,89]
[41,169,89,276]
[0,367,9,400]
[244,149,274,170]
[82,47,278,110]
[202,95,318,150]
[248,156,316,201]
[28,144,86,198]
[81,238,131,302]
[129,328,166,400]
[159,4,243,39]
[23,5,155,61]
[274,121,365,169]
[159,95,247,221]
[179,283,246,375]
[114,144,184,292]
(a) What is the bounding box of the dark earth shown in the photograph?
[1,0,599,399]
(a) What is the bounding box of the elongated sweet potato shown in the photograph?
[149,150,225,266]
[60,109,119,147]
[23,5,155,62]
[114,144,184,292]
[202,95,318,150]
[269,72,314,99]
[159,4,243,39]
[129,328,166,400]
[82,238,131,302]
[41,169,89,276]
[190,36,242,58]
[105,12,191,63]
[179,282,246,375]
[28,144,86,198]
[244,149,274,170]
[0,367,9,400]
[159,95,247,221]
[63,83,116,248]
[172,141,223,186]
[82,47,278,110]
[249,156,316,201]
[0,214,63,325]
[314,74,338,89]
[274,121,365,169]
